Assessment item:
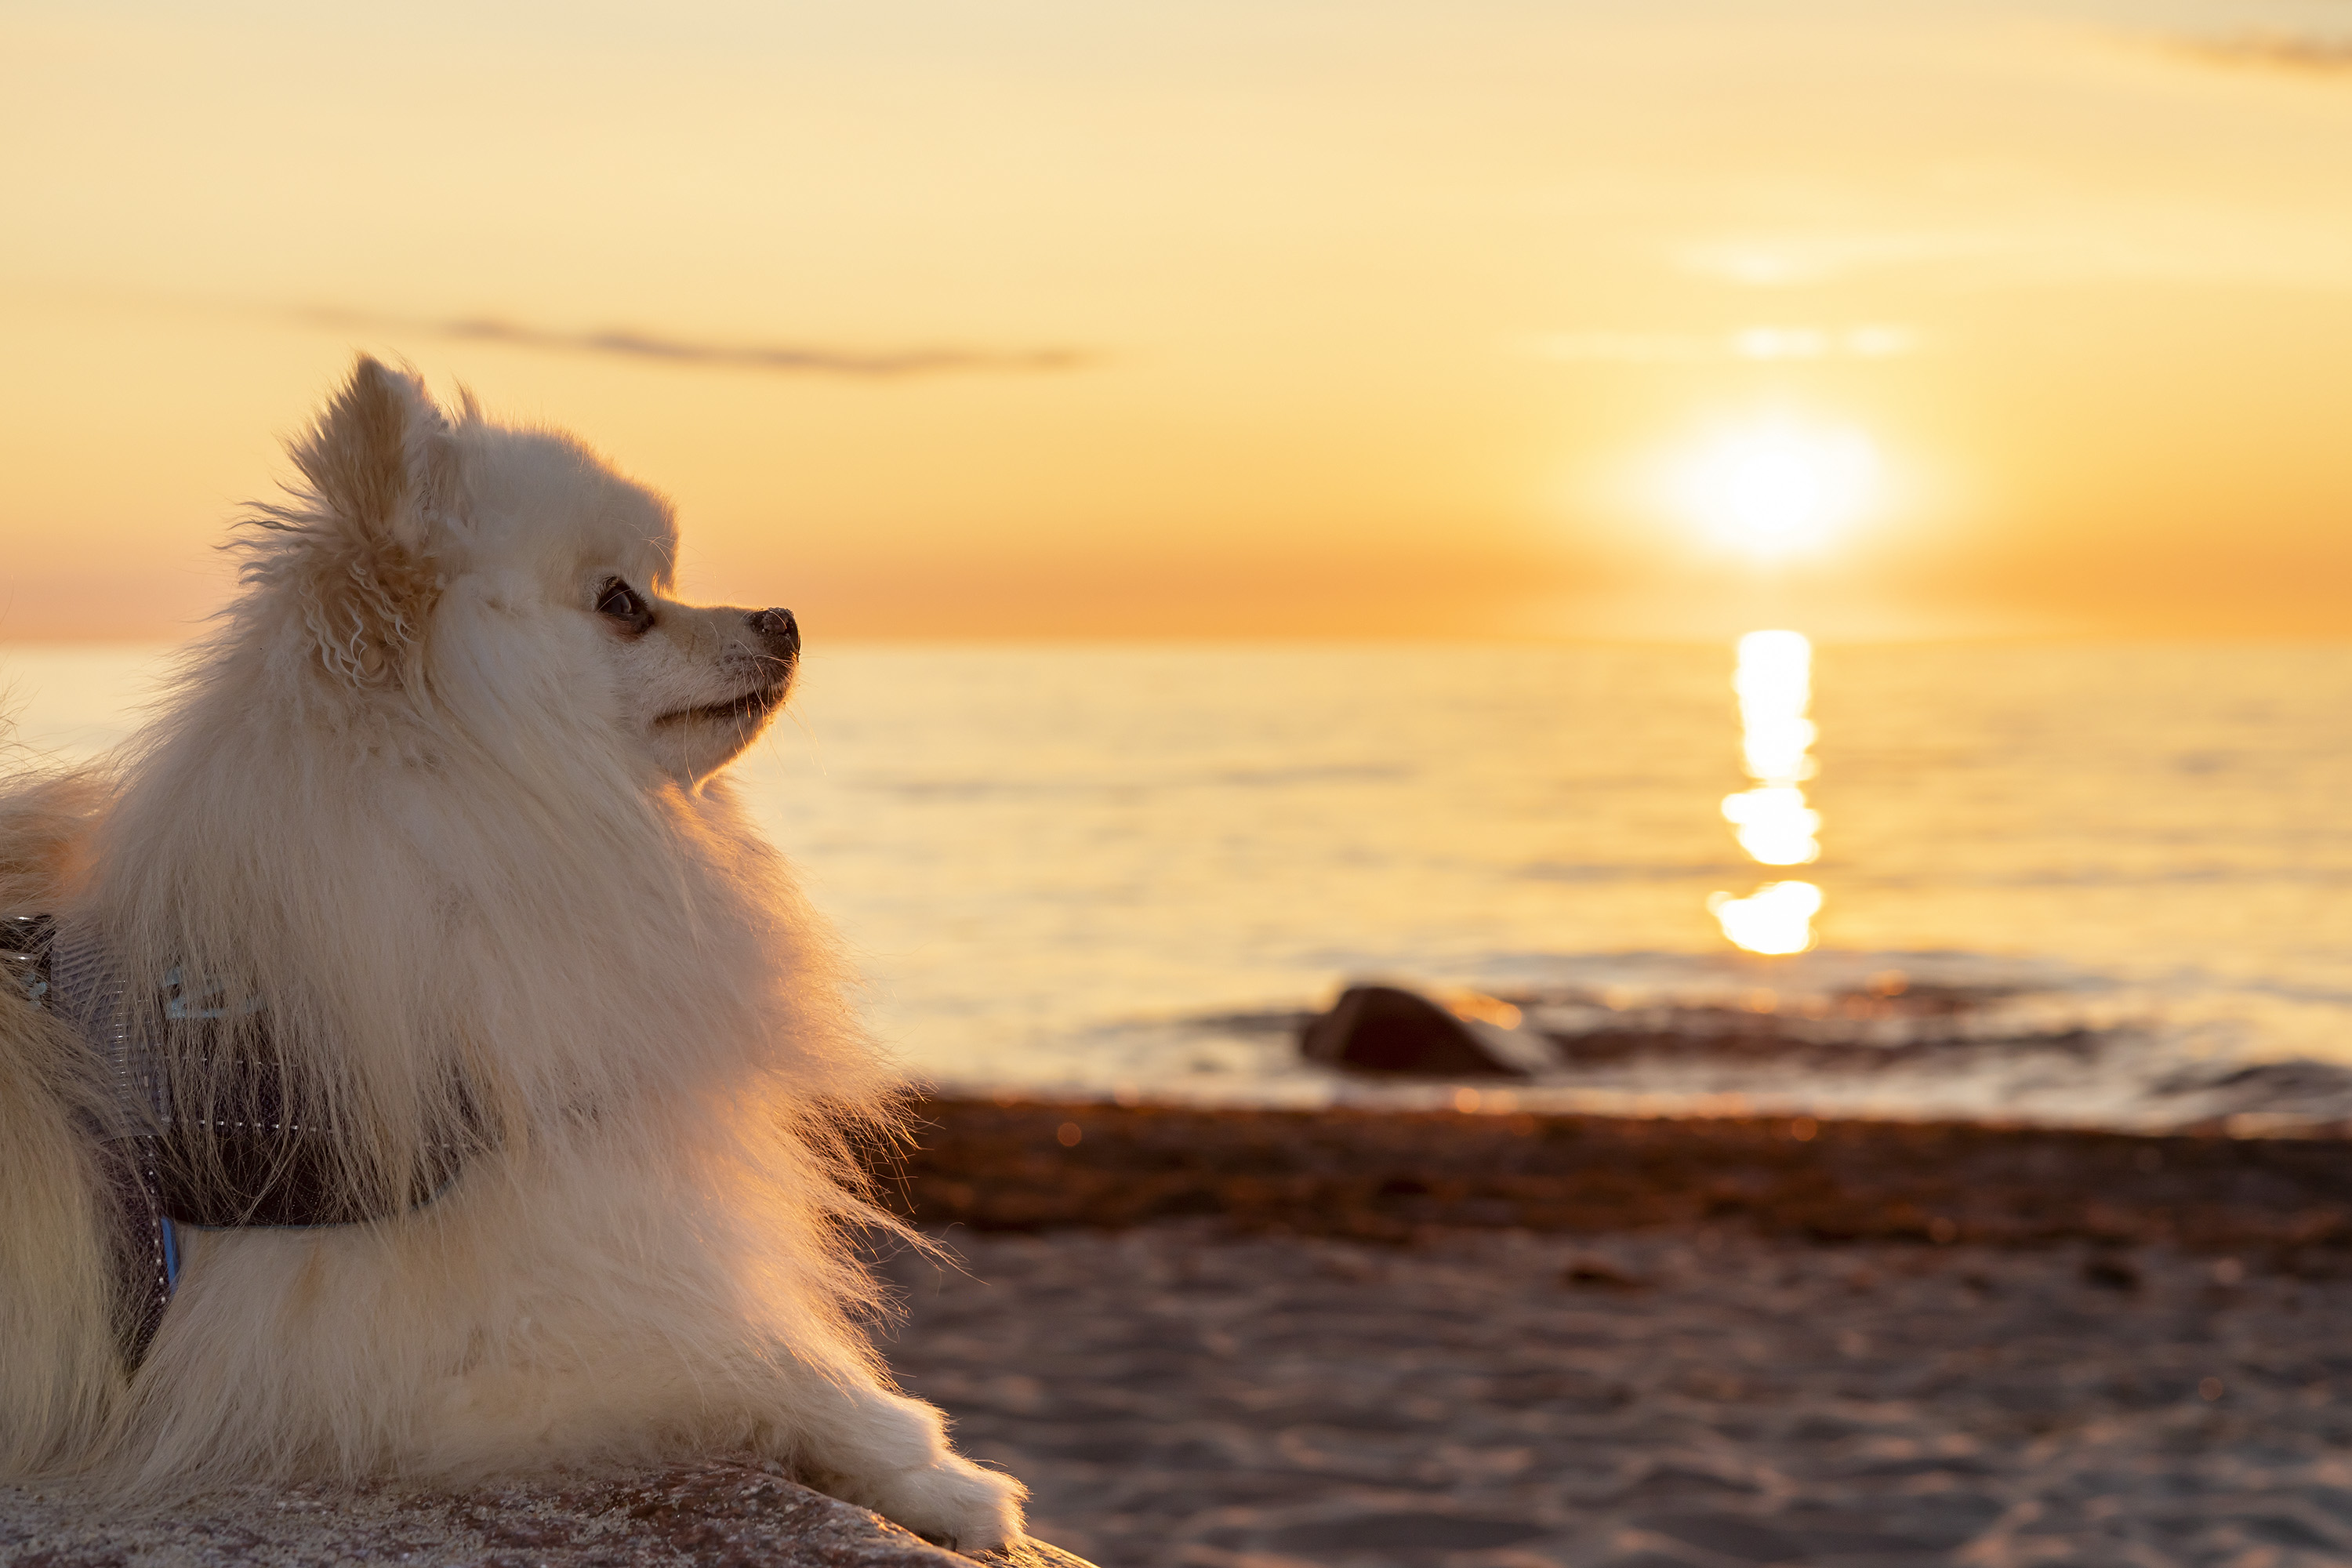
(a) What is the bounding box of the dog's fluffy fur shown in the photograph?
[0,359,1025,1549]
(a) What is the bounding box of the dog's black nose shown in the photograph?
[751,607,799,655]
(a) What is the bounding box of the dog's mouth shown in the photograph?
[654,675,792,729]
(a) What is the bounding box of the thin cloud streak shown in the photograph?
[2172,32,2352,76]
[296,308,1100,378]
[1524,325,1918,365]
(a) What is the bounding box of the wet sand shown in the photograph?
[873,1100,2352,1566]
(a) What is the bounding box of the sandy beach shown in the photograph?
[864,1100,2352,1566]
[885,1221,2352,1567]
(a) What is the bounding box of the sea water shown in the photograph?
[11,641,2352,1129]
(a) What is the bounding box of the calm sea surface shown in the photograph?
[12,641,2352,1129]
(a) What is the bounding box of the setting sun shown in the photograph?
[1667,416,1883,563]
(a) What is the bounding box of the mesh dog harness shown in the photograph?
[2,913,468,1370]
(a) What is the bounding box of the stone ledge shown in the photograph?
[0,1462,1095,1568]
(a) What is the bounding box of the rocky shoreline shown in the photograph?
[889,1098,2352,1258]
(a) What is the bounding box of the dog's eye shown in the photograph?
[595,577,653,633]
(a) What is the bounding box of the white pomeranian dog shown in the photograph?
[0,358,1025,1551]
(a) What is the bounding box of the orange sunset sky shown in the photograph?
[7,0,2352,644]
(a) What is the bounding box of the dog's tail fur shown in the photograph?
[0,989,122,1475]
[0,768,123,1478]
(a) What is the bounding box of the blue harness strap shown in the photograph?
[3,914,470,1371]
[4,914,176,1367]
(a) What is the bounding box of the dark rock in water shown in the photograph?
[1562,1255,1649,1290]
[2083,1253,2142,1290]
[1300,984,1555,1078]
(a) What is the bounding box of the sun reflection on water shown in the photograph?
[1708,880,1823,956]
[1722,630,1820,867]
[1733,630,1817,784]
[1713,630,1821,953]
[1722,786,1820,867]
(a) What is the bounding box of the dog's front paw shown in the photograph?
[862,1450,1028,1554]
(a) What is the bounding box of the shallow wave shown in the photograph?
[946,946,2352,1134]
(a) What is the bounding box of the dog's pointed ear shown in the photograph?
[274,356,458,684]
[291,355,458,554]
